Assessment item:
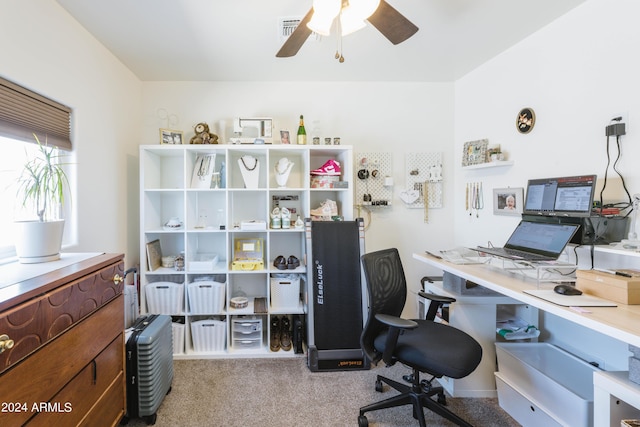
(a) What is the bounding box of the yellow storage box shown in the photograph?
[232,238,264,271]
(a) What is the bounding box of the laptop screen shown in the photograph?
[505,221,579,257]
[524,175,596,217]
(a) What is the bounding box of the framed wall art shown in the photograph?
[160,128,183,144]
[461,139,488,166]
[493,187,523,216]
[516,108,536,134]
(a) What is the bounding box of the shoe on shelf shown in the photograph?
[310,159,341,176]
[287,255,300,270]
[271,207,281,229]
[273,255,287,270]
[310,199,338,217]
[280,316,292,351]
[270,316,281,352]
[281,207,291,229]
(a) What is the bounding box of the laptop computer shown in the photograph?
[471,220,579,261]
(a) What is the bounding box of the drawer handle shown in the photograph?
[0,334,14,354]
[112,274,123,285]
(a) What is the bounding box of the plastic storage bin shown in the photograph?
[145,281,184,314]
[270,275,301,309]
[231,317,262,350]
[172,321,185,354]
[187,280,225,313]
[191,319,226,352]
[495,342,600,427]
[495,372,562,427]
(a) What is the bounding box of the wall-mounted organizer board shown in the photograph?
[354,152,393,207]
[404,152,443,209]
[140,144,354,359]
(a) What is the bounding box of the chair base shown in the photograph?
[358,368,473,427]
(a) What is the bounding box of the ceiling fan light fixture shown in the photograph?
[339,0,381,36]
[307,0,341,36]
[339,12,366,36]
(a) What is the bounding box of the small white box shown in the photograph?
[270,276,301,309]
[496,342,599,427]
[495,372,562,427]
[172,322,185,354]
[240,220,267,230]
[145,281,184,314]
[187,280,225,314]
[188,253,219,271]
[191,319,226,352]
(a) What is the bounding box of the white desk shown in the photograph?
[413,252,640,347]
[414,252,640,426]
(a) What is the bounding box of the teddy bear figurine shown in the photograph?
[190,122,219,144]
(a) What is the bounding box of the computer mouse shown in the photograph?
[554,284,583,296]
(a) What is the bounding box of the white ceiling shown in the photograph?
[55,0,586,82]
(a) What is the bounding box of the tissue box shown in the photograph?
[576,270,640,304]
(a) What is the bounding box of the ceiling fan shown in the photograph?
[276,0,419,58]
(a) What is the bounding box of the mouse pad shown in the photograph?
[523,289,617,307]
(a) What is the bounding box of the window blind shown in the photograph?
[0,77,72,150]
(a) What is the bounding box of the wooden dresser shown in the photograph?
[0,253,126,426]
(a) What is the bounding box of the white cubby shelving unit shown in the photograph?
[139,144,353,359]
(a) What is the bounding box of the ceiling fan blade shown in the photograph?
[276,8,314,58]
[367,0,419,45]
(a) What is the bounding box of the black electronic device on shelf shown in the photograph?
[522,174,628,245]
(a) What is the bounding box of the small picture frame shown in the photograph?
[493,187,523,216]
[280,130,290,144]
[462,139,489,166]
[160,128,183,144]
[146,239,163,271]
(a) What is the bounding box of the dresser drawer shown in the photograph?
[0,295,123,426]
[0,260,124,373]
[25,334,125,426]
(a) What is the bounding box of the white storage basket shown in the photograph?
[187,281,225,314]
[172,322,185,355]
[145,281,184,314]
[270,276,301,309]
[191,319,226,352]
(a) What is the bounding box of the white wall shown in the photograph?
[141,81,455,294]
[454,0,640,369]
[454,0,640,249]
[1,0,142,267]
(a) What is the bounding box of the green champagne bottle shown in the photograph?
[297,115,307,145]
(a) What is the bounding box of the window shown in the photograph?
[0,78,73,262]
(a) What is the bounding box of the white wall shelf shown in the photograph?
[462,160,514,170]
[139,144,354,359]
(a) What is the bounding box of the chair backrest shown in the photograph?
[359,248,407,364]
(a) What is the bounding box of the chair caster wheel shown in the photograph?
[358,415,369,427]
[375,379,383,392]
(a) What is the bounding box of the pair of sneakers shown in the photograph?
[310,159,341,176]
[310,199,338,217]
[270,316,291,352]
[271,207,291,229]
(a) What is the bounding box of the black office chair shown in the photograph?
[358,248,483,427]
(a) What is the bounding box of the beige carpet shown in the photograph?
[124,357,520,427]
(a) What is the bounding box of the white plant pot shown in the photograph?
[14,219,65,264]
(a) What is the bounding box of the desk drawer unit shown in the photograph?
[496,342,600,427]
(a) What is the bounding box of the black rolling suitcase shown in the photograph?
[121,314,173,426]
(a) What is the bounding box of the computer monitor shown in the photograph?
[523,174,597,218]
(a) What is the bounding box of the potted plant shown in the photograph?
[14,134,70,263]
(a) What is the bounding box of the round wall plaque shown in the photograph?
[516,108,536,134]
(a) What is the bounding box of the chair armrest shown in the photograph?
[417,291,456,305]
[375,314,418,329]
[375,314,418,366]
